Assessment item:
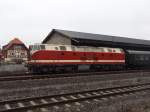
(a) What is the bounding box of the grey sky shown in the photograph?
[0,0,150,46]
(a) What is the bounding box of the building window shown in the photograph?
[14,46,22,50]
[21,53,25,55]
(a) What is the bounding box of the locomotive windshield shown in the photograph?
[30,45,45,51]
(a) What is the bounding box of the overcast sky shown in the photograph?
[0,0,150,46]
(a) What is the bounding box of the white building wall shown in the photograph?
[45,33,71,45]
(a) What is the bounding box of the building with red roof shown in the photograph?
[2,38,29,63]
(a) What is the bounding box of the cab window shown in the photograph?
[31,45,40,50]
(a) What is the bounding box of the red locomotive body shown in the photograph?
[27,44,125,73]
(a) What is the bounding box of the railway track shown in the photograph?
[0,83,150,112]
[0,69,150,81]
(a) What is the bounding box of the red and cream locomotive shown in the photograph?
[27,44,125,73]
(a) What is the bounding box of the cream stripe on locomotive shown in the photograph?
[30,60,125,63]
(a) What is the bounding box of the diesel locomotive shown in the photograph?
[26,44,150,73]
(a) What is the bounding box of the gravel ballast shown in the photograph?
[0,75,150,101]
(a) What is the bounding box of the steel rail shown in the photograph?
[0,83,150,112]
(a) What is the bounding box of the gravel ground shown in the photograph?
[0,64,27,74]
[0,72,149,89]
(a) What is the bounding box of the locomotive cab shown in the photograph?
[29,45,45,55]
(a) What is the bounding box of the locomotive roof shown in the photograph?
[43,29,150,46]
[33,44,122,49]
[31,44,123,53]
